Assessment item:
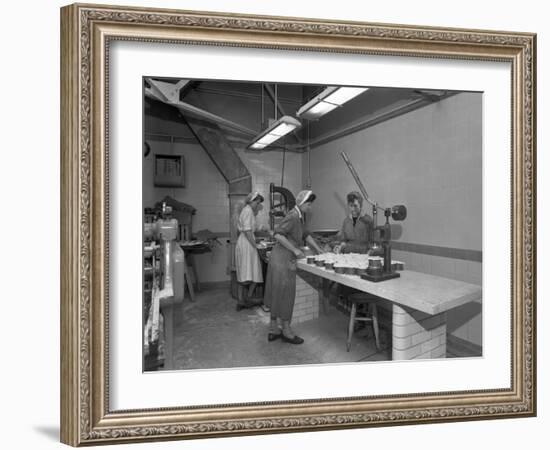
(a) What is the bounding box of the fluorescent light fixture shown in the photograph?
[297,86,369,120]
[306,101,338,117]
[247,115,301,150]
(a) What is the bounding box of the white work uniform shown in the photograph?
[235,204,263,283]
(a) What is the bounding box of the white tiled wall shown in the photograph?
[235,148,303,230]
[392,249,482,347]
[143,140,230,282]
[392,250,482,285]
[293,272,321,324]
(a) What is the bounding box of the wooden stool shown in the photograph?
[347,293,380,352]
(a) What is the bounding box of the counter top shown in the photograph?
[297,260,481,315]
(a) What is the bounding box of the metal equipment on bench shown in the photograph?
[341,151,407,282]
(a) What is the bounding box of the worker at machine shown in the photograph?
[263,190,324,344]
[235,191,265,311]
[333,191,373,254]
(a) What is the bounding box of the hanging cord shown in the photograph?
[307,122,311,188]
[261,83,264,129]
[277,83,285,187]
[281,145,286,187]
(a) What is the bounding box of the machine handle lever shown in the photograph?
[340,151,385,211]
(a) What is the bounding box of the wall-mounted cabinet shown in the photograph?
[154,154,185,187]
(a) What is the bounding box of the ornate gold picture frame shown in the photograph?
[60,3,536,446]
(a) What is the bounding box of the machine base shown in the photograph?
[361,271,401,282]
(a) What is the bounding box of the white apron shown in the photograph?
[235,205,263,283]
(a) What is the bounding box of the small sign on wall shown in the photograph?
[154,154,185,187]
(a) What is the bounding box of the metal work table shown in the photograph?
[297,260,482,360]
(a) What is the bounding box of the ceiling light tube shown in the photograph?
[297,86,369,120]
[247,115,301,150]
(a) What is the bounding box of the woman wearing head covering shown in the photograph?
[263,190,324,344]
[235,191,265,311]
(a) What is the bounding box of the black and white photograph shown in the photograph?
[142,78,483,371]
[2,0,546,447]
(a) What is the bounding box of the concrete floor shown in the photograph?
[171,287,392,370]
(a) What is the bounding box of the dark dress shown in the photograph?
[264,207,310,321]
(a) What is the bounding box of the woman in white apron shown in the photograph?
[235,191,265,311]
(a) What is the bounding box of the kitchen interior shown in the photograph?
[142,77,483,371]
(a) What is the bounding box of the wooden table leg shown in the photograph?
[160,298,175,370]
[188,254,201,292]
[184,259,196,302]
[323,279,332,312]
[346,302,357,351]
[317,278,331,314]
[370,302,381,351]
